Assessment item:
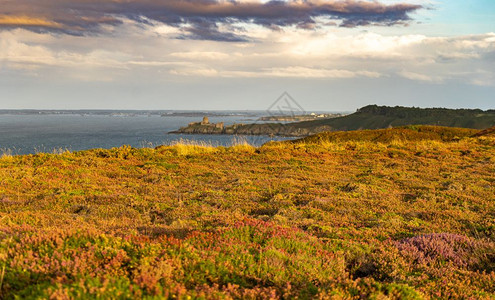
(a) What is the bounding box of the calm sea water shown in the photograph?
[0,113,293,155]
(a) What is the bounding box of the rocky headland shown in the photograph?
[170,116,331,136]
[171,105,495,137]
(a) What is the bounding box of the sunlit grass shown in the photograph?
[0,126,494,298]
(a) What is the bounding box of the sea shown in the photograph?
[0,110,298,155]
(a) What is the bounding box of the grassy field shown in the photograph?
[0,126,494,299]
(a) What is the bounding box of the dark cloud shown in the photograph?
[0,0,422,41]
[178,21,250,42]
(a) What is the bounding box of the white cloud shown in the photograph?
[169,51,232,60]
[398,71,442,82]
[170,66,383,78]
[0,32,55,66]
[1,26,494,86]
[290,32,428,58]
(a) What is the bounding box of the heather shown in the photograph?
[0,126,494,299]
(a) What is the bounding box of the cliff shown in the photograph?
[171,121,333,136]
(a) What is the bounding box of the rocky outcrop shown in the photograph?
[170,118,332,137]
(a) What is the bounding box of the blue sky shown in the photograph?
[422,0,495,34]
[0,0,494,111]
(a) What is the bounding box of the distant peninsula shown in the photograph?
[171,105,495,137]
[257,113,345,122]
[170,116,333,136]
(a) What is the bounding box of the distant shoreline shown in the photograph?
[0,109,345,116]
[172,105,495,137]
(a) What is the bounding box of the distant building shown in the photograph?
[184,117,225,131]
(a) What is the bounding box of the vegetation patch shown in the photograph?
[1,127,494,298]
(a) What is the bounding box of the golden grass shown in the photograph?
[0,127,494,298]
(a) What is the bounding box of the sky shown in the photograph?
[0,0,494,111]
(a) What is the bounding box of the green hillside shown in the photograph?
[296,105,495,131]
[173,105,495,137]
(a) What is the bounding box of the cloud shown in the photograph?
[2,28,493,86]
[0,15,61,28]
[398,70,442,82]
[0,0,422,41]
[170,51,232,60]
[170,66,383,78]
